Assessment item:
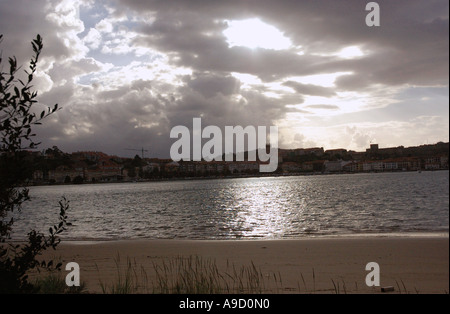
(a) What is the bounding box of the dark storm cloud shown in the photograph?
[124,0,448,88]
[1,0,448,155]
[36,78,172,156]
[0,0,85,63]
[135,16,328,81]
[166,75,288,131]
[184,72,241,98]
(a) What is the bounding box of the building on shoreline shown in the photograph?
[27,142,449,184]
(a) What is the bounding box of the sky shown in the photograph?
[0,0,448,158]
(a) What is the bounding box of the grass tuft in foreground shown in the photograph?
[152,256,271,294]
[33,272,87,294]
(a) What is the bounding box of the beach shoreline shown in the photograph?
[35,235,449,294]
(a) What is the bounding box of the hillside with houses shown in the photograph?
[23,142,449,185]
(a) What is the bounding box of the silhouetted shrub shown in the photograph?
[1,34,69,293]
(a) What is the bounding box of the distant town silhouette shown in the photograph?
[24,142,449,185]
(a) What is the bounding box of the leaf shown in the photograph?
[22,91,30,102]
[9,57,17,74]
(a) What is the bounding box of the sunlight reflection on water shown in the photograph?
[12,170,449,240]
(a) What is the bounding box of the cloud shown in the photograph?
[305,104,340,110]
[291,133,317,149]
[95,19,114,33]
[184,72,241,99]
[283,81,336,97]
[83,28,102,49]
[0,0,448,157]
[123,0,448,86]
[346,126,374,150]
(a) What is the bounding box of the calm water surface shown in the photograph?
[12,170,449,240]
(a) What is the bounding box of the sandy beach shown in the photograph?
[35,235,449,294]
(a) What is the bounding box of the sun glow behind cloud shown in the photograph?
[223,18,292,50]
[337,46,364,59]
[287,72,353,87]
[312,46,365,59]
